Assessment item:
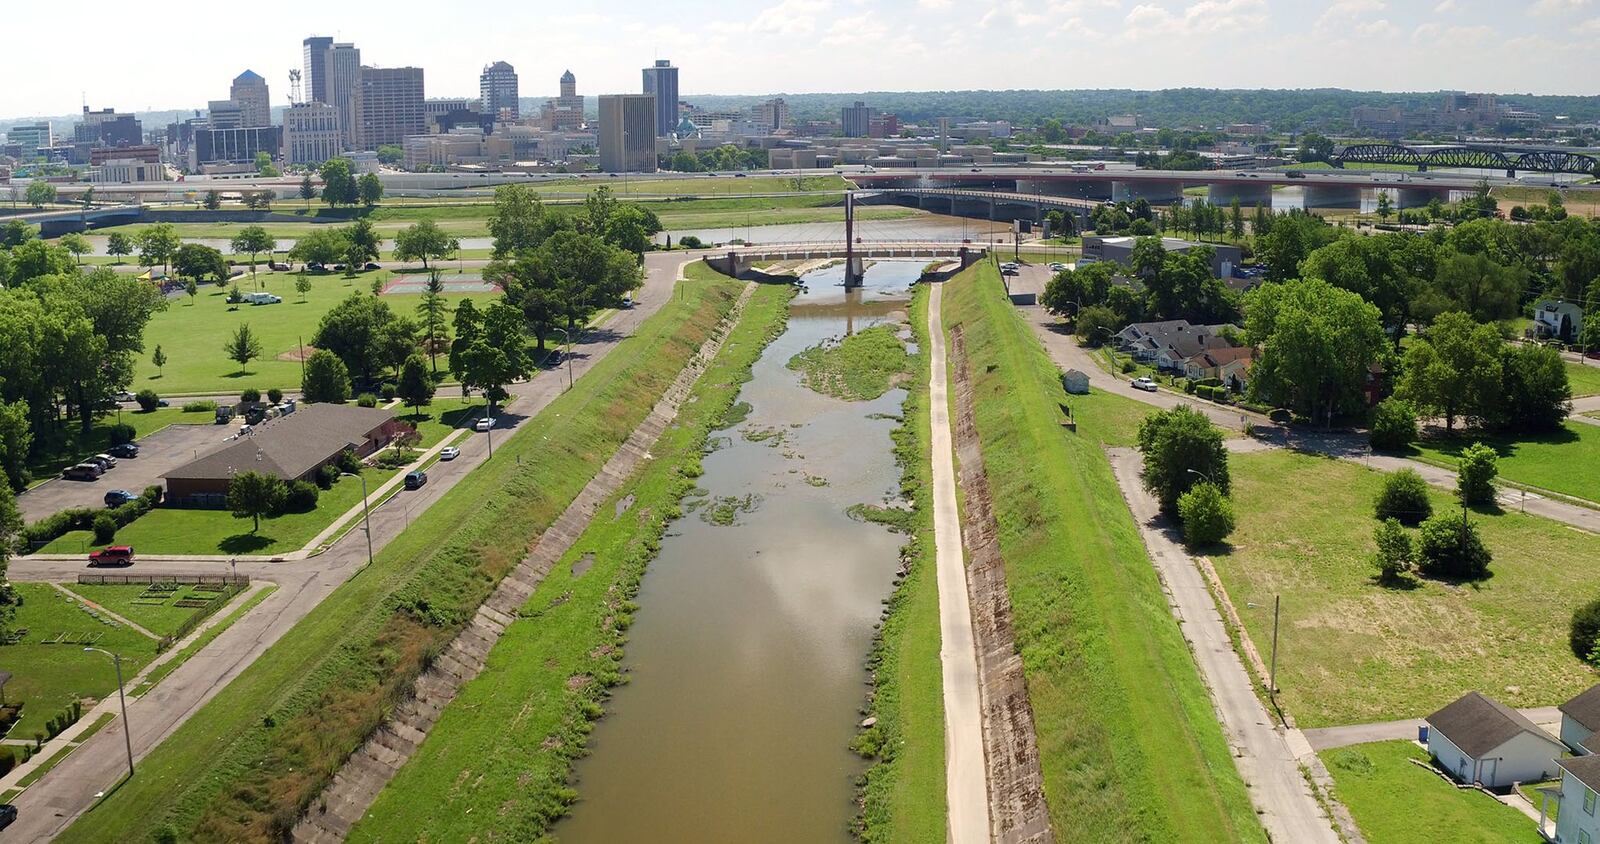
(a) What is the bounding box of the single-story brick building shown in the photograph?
[163,404,400,508]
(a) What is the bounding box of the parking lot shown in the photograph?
[18,422,230,522]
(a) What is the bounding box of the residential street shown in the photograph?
[0,251,696,843]
[925,282,992,843]
[1107,447,1342,844]
[1304,706,1563,751]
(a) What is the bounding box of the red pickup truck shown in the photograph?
[87,546,134,567]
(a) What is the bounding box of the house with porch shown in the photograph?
[1425,691,1564,789]
[1182,346,1256,390]
[1533,299,1584,345]
[1548,755,1600,844]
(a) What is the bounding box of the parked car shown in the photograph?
[1047,262,1068,272]
[108,442,139,458]
[62,463,103,481]
[439,446,460,461]
[363,262,381,270]
[0,803,15,830]
[474,417,493,432]
[104,489,137,507]
[1130,376,1159,392]
[89,453,118,470]
[113,390,137,402]
[1001,266,1018,276]
[403,470,428,490]
[88,546,135,567]
[268,261,290,271]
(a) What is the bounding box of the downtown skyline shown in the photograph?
[3,0,1600,120]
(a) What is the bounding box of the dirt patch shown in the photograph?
[276,344,319,362]
[949,324,1054,844]
[572,552,597,578]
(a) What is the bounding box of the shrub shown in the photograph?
[135,389,160,412]
[106,423,137,445]
[241,387,261,404]
[283,480,319,513]
[266,388,284,405]
[1416,512,1492,580]
[1184,379,1197,394]
[1121,360,1136,374]
[380,383,397,400]
[679,235,704,249]
[1177,482,1234,547]
[1369,398,1416,452]
[356,392,378,408]
[1571,597,1600,663]
[1371,518,1414,584]
[1374,469,1432,526]
[182,400,217,413]
[92,513,117,544]
[1456,442,1499,506]
[0,747,13,775]
[374,448,418,470]
[316,463,339,490]
[336,449,363,474]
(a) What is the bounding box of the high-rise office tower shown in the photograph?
[351,66,424,149]
[302,36,333,103]
[328,43,361,147]
[757,97,789,133]
[560,70,577,101]
[640,59,679,137]
[598,93,656,172]
[479,61,519,119]
[230,70,271,127]
[841,100,875,137]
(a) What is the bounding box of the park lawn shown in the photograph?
[393,395,488,449]
[855,283,947,842]
[1321,741,1543,844]
[40,465,395,556]
[942,264,1265,841]
[2,583,160,737]
[54,270,746,844]
[1566,360,1600,398]
[26,407,212,486]
[61,583,234,638]
[1408,421,1600,505]
[132,271,500,394]
[1215,449,1600,728]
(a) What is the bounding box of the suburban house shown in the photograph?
[1181,346,1256,390]
[163,404,401,508]
[1115,320,1238,371]
[1080,235,1244,279]
[1550,755,1600,844]
[1533,299,1585,344]
[1425,691,1564,789]
[1562,685,1600,755]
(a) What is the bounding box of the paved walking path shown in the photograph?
[0,250,695,843]
[1303,706,1563,751]
[1107,448,1341,844]
[925,282,993,843]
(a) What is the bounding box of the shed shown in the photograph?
[1425,691,1564,789]
[1061,369,1090,395]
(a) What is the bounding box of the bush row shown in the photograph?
[21,486,163,547]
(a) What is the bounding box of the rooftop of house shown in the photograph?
[1558,755,1600,792]
[1427,691,1557,758]
[164,403,396,482]
[1562,684,1600,735]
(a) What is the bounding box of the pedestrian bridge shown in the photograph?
[9,204,145,237]
[702,241,988,281]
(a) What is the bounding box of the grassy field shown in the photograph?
[41,464,395,556]
[26,407,212,486]
[54,269,746,844]
[1567,360,1600,398]
[129,585,277,697]
[346,278,788,841]
[1408,421,1600,504]
[1214,449,1600,727]
[131,271,499,394]
[62,583,235,638]
[1321,741,1543,843]
[853,284,947,842]
[787,323,912,402]
[942,264,1265,841]
[2,583,160,737]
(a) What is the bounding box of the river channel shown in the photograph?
[555,262,922,843]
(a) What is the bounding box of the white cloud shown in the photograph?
[1315,0,1386,33]
[1531,0,1588,15]
[1123,0,1268,40]
[748,0,832,37]
[1433,0,1459,11]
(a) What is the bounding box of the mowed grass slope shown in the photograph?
[55,274,745,844]
[1214,449,1600,727]
[943,264,1264,842]
[1407,420,1600,505]
[346,280,787,840]
[1322,741,1544,844]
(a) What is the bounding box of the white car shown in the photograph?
[1048,262,1068,272]
[1130,376,1159,392]
[439,446,460,461]
[474,417,493,432]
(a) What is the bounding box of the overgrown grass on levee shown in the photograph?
[941,263,1266,841]
[53,272,747,844]
[852,283,948,842]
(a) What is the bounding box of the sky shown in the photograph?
[2,0,1597,119]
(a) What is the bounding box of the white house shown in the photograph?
[1561,685,1600,755]
[1533,299,1585,344]
[1551,755,1600,844]
[1425,691,1564,789]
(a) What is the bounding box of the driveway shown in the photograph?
[18,422,228,522]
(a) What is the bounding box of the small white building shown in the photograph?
[1551,755,1600,844]
[1562,685,1600,755]
[1425,691,1564,789]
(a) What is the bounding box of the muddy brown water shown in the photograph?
[555,262,923,843]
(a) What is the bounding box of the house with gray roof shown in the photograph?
[163,404,399,508]
[1562,685,1600,755]
[1551,755,1600,844]
[1425,690,1564,789]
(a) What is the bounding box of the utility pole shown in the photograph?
[1269,595,1281,697]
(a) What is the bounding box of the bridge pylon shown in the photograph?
[843,190,864,289]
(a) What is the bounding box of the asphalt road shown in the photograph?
[924,282,992,842]
[17,423,228,522]
[1303,706,1563,752]
[0,250,696,843]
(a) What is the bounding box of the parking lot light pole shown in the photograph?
[339,471,373,570]
[83,647,134,779]
[551,328,575,392]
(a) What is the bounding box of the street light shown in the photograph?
[83,647,134,780]
[550,327,576,392]
[339,471,373,571]
[1186,467,1213,486]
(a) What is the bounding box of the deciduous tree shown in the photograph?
[301,349,351,403]
[1137,405,1230,513]
[228,470,286,532]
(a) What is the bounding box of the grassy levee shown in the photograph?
[54,273,745,844]
[852,284,948,842]
[345,279,788,840]
[942,264,1265,842]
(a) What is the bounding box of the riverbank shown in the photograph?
[343,276,794,841]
